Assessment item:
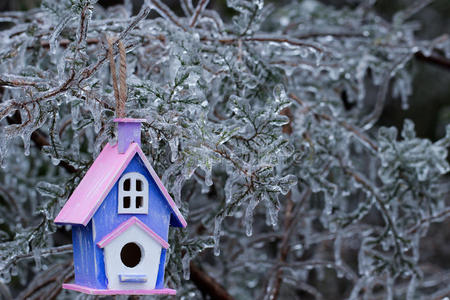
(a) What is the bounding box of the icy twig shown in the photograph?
[218,34,325,53]
[190,0,210,28]
[289,93,379,152]
[266,188,311,300]
[394,0,434,23]
[190,262,234,300]
[339,159,406,262]
[148,0,186,31]
[180,0,194,16]
[407,207,450,234]
[0,245,73,273]
[17,261,74,300]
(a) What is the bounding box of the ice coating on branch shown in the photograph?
[48,12,74,55]
[0,0,448,298]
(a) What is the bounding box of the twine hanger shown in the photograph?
[107,36,127,118]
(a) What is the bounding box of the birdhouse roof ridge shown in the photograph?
[54,142,187,227]
[97,216,169,249]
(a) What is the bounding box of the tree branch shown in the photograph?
[148,0,187,31]
[289,93,379,152]
[218,34,325,53]
[31,129,78,173]
[6,113,78,174]
[415,51,450,70]
[17,261,74,300]
[408,207,450,234]
[190,0,210,28]
[0,245,72,274]
[34,34,450,72]
[190,262,234,300]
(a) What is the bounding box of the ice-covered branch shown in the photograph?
[0,0,448,298]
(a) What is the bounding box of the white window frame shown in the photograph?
[118,172,149,214]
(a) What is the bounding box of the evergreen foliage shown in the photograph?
[0,0,449,298]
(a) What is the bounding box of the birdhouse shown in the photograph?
[54,118,187,296]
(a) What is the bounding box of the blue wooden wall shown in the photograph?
[72,222,108,288]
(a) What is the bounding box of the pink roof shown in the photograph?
[54,143,187,227]
[97,217,169,249]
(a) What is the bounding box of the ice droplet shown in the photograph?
[406,275,416,300]
[213,215,224,256]
[263,194,279,227]
[51,157,61,166]
[182,254,191,280]
[245,197,259,236]
[33,249,42,270]
[169,138,179,162]
[204,167,213,187]
[334,233,343,267]
[225,175,238,203]
[21,133,31,156]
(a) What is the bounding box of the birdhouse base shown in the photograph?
[62,283,176,295]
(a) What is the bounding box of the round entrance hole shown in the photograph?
[120,242,142,268]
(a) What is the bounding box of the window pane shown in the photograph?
[136,196,143,208]
[136,180,142,191]
[123,178,131,191]
[123,196,131,208]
